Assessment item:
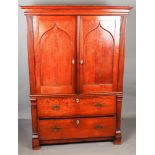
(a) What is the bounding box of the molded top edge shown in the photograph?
[20,5,132,10]
[20,5,132,15]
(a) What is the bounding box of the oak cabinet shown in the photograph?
[21,6,132,149]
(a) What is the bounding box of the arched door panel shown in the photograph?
[79,16,121,93]
[34,16,76,94]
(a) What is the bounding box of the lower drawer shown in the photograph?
[38,117,116,140]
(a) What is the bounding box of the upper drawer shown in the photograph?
[37,96,116,118]
[38,97,75,118]
[78,96,116,116]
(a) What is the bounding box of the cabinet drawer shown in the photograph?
[37,98,76,118]
[38,117,116,140]
[79,96,116,116]
[37,96,116,118]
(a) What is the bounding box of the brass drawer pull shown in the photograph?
[76,98,80,103]
[52,105,60,110]
[95,103,105,108]
[95,125,103,129]
[52,127,61,132]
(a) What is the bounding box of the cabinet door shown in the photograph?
[33,16,76,94]
[79,16,121,93]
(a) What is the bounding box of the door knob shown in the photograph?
[80,59,84,65]
[72,59,75,64]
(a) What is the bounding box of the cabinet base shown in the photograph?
[114,132,122,145]
[32,138,40,150]
[40,137,114,145]
[32,136,122,149]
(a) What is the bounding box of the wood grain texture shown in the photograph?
[30,97,40,149]
[30,99,37,133]
[114,131,122,145]
[117,16,127,92]
[26,16,36,94]
[32,138,40,150]
[34,16,76,94]
[37,96,116,118]
[21,6,132,15]
[38,97,75,118]
[79,16,121,93]
[84,22,114,84]
[40,24,72,86]
[38,117,116,140]
[40,136,114,145]
[21,6,131,149]
[30,91,123,97]
[78,96,116,116]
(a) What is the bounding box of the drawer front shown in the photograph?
[78,96,116,116]
[37,98,76,118]
[37,96,116,118]
[38,117,116,140]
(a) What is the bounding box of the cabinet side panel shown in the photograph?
[117,16,127,92]
[26,16,36,94]
[114,16,127,144]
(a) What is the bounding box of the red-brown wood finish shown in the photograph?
[26,16,36,94]
[21,5,132,149]
[33,16,76,94]
[21,6,132,15]
[79,16,121,93]
[38,117,116,140]
[37,96,116,118]
[40,137,114,145]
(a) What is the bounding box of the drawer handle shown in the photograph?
[52,127,61,132]
[76,98,80,103]
[52,105,60,110]
[95,125,103,129]
[95,103,105,108]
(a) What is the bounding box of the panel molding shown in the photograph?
[84,21,115,43]
[83,21,115,85]
[39,23,72,86]
[39,23,72,45]
[21,6,132,15]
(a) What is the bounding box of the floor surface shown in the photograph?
[19,117,135,155]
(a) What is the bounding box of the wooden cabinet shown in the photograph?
[21,6,132,149]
